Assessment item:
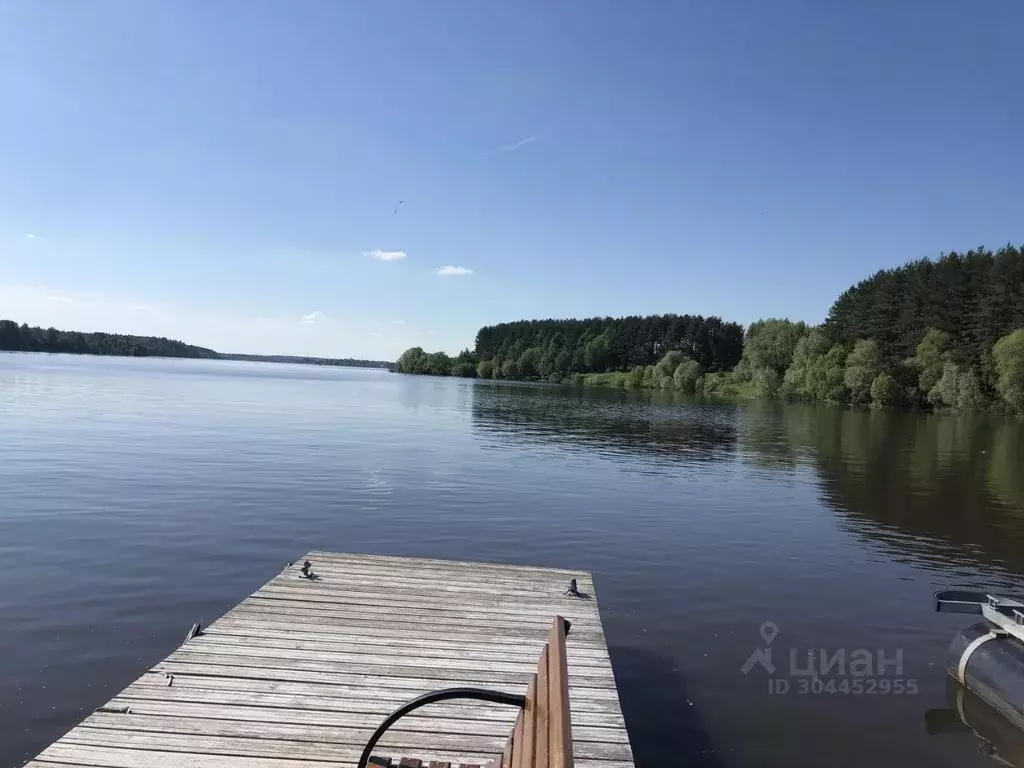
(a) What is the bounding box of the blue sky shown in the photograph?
[1,1,1020,359]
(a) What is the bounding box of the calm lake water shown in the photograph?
[3,353,1024,768]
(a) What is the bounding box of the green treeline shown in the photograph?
[395,347,480,378]
[396,245,1024,415]
[0,319,218,358]
[473,315,744,375]
[740,245,1024,413]
[395,314,744,386]
[0,320,395,368]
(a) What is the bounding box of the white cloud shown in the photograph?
[47,294,73,302]
[483,135,536,156]
[130,305,151,313]
[368,249,408,262]
[437,265,474,276]
[391,319,407,325]
[301,311,328,323]
[25,233,36,240]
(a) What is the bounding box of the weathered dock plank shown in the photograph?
[26,553,635,768]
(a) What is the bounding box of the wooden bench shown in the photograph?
[358,616,574,768]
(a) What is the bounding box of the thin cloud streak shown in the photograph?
[368,249,408,261]
[437,266,474,276]
[482,135,536,156]
[301,310,328,323]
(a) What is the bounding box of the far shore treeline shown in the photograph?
[396,245,1024,415]
[0,321,392,369]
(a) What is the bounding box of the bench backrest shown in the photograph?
[499,615,574,768]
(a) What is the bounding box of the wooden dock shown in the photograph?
[27,552,635,768]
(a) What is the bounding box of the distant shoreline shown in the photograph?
[217,353,393,369]
[0,349,396,370]
[0,319,394,370]
[0,348,396,370]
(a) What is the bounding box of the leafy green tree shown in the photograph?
[925,362,987,411]
[928,361,960,408]
[455,348,476,364]
[993,329,1024,414]
[955,367,988,411]
[742,319,808,376]
[702,371,740,397]
[626,366,646,389]
[844,339,883,404]
[782,329,830,400]
[476,359,495,379]
[0,319,21,349]
[673,359,702,393]
[423,351,452,375]
[641,365,661,389]
[517,347,541,378]
[732,356,752,382]
[910,328,953,393]
[554,349,572,377]
[700,373,719,396]
[892,359,926,409]
[870,373,901,408]
[395,347,426,373]
[655,350,687,382]
[538,348,556,378]
[583,331,611,372]
[566,348,581,372]
[18,323,35,350]
[752,367,783,399]
[805,344,849,402]
[780,368,802,401]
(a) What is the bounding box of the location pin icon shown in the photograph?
[760,621,779,645]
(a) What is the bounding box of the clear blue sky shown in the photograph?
[1,1,1020,359]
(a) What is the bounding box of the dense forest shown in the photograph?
[0,319,218,358]
[396,314,743,379]
[823,246,1024,387]
[395,245,1024,415]
[742,245,1024,413]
